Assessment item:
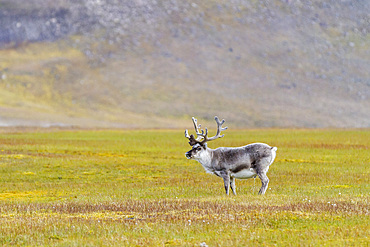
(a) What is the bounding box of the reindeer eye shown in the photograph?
[197,147,202,151]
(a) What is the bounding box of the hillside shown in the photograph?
[0,0,369,128]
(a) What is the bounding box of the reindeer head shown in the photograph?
[185,116,228,160]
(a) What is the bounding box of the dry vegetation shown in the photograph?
[0,128,369,246]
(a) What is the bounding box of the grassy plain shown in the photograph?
[0,128,369,246]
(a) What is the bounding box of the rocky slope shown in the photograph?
[0,0,369,128]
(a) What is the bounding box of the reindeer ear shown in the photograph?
[188,134,198,146]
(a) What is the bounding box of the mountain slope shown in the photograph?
[0,0,369,128]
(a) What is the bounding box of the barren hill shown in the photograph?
[0,0,369,128]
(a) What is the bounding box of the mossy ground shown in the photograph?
[0,128,369,246]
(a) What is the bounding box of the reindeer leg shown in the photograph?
[218,171,231,195]
[257,171,269,195]
[230,177,236,195]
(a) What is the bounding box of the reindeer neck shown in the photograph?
[195,147,214,171]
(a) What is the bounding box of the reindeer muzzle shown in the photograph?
[185,151,192,159]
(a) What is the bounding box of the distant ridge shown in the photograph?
[0,0,369,128]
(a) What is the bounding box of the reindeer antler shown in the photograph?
[185,116,228,146]
[202,116,228,142]
[184,117,206,146]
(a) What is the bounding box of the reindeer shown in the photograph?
[185,116,277,195]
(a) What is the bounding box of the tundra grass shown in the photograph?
[0,129,369,246]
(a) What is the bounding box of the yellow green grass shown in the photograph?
[0,129,369,246]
